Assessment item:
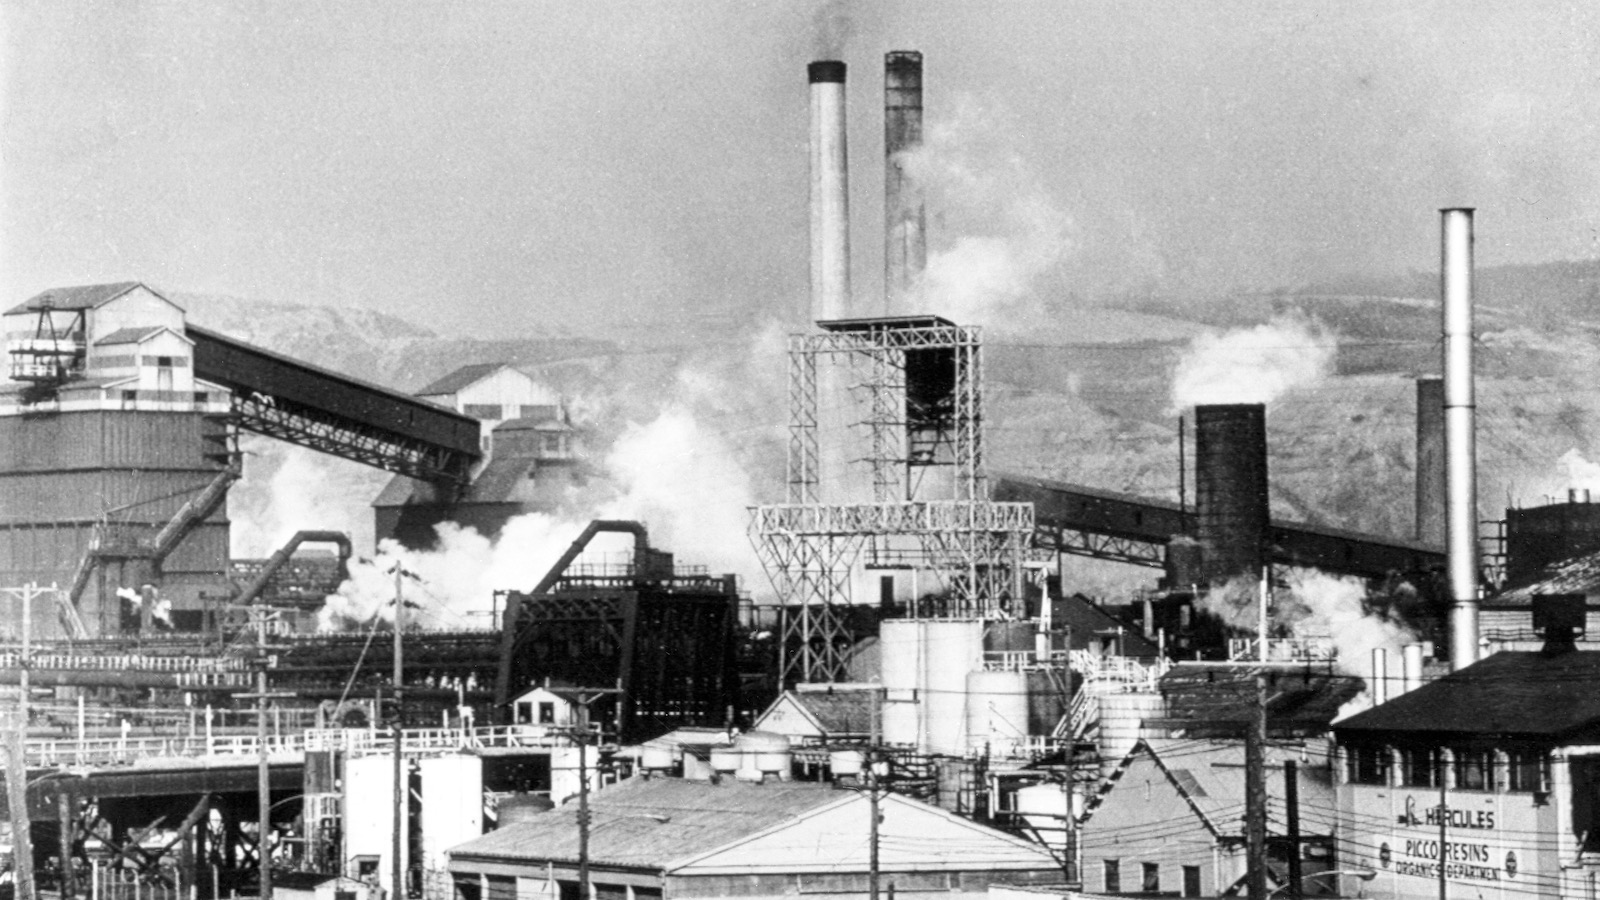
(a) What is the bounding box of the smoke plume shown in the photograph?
[1194,566,1414,673]
[313,330,786,632]
[1170,314,1336,410]
[900,94,1074,328]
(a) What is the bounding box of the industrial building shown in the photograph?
[445,773,1066,900]
[1332,598,1600,899]
[1079,739,1338,897]
[375,363,584,549]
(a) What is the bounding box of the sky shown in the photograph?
[5,0,1600,339]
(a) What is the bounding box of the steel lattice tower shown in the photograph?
[752,317,1033,685]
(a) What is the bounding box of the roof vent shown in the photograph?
[1532,593,1586,656]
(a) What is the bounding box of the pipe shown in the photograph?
[1414,377,1445,547]
[492,520,651,706]
[1442,208,1479,670]
[884,51,925,314]
[810,60,851,322]
[1369,648,1388,707]
[1402,643,1424,695]
[235,531,354,607]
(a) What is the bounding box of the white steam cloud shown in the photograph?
[310,341,782,633]
[900,95,1073,327]
[1171,314,1337,410]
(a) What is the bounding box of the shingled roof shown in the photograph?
[6,282,174,315]
[1154,664,1364,738]
[1334,649,1600,741]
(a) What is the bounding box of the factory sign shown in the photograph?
[1341,785,1550,900]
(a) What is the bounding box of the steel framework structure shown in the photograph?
[753,318,1033,685]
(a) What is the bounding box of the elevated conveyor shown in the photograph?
[189,325,481,486]
[993,473,1445,579]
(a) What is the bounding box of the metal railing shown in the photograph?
[26,724,578,767]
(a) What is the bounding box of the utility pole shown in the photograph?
[3,584,44,900]
[869,688,881,900]
[546,680,622,900]
[1244,670,1268,900]
[241,599,292,900]
[1438,755,1449,900]
[1284,759,1302,900]
[392,567,406,900]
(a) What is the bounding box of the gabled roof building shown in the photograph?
[1078,738,1337,898]
[447,775,1065,900]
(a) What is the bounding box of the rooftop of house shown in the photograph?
[1334,648,1600,741]
[1153,664,1364,737]
[416,362,513,396]
[449,777,850,870]
[7,282,172,315]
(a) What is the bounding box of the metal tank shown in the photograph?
[965,670,1030,756]
[1096,691,1165,777]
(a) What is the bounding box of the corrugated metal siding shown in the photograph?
[0,471,222,520]
[0,411,212,471]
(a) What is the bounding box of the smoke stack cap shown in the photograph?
[809,60,847,83]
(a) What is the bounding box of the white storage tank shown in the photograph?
[881,619,985,755]
[419,755,482,871]
[829,749,865,778]
[1097,691,1164,778]
[736,730,792,778]
[709,744,742,775]
[965,670,1030,755]
[640,741,675,773]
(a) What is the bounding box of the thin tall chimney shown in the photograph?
[1442,208,1479,670]
[810,60,851,322]
[884,51,925,314]
[1415,377,1445,547]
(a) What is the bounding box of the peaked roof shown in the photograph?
[417,362,512,396]
[1055,593,1160,656]
[757,689,876,737]
[450,777,843,870]
[449,775,1059,875]
[1493,550,1600,604]
[7,282,176,315]
[1156,664,1364,737]
[1334,649,1600,740]
[95,326,189,346]
[1096,738,1337,839]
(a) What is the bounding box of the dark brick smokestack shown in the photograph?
[1415,377,1446,547]
[1195,404,1270,584]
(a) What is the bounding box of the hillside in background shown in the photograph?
[180,258,1600,595]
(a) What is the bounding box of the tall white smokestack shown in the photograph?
[884,50,925,314]
[810,60,851,322]
[1442,208,1479,670]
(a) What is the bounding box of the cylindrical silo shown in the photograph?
[1096,691,1165,778]
[922,620,986,756]
[879,620,923,747]
[966,670,1030,755]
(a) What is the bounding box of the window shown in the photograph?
[1102,859,1120,893]
[1455,748,1492,791]
[1507,750,1547,793]
[464,403,504,420]
[1347,744,1389,785]
[1183,865,1201,897]
[1142,862,1161,893]
[157,355,173,367]
[1401,748,1439,787]
[538,702,556,724]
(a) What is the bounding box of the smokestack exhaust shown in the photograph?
[884,50,925,314]
[810,60,851,322]
[1442,208,1479,671]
